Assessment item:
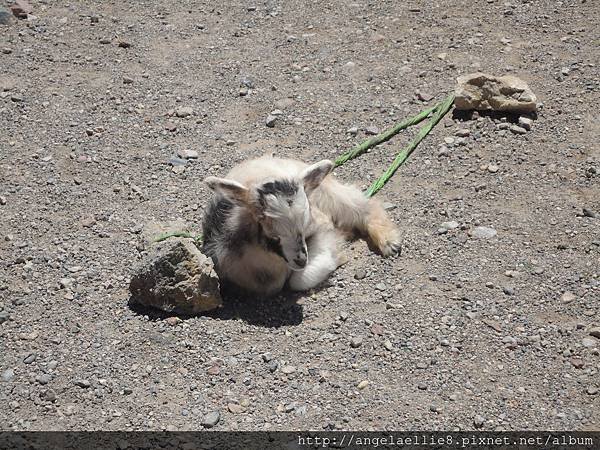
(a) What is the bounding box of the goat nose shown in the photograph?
[294,258,307,268]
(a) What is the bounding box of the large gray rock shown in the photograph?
[455,73,537,113]
[129,238,222,314]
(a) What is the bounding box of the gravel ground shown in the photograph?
[1,0,599,431]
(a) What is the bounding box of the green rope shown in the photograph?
[154,93,455,243]
[364,93,455,197]
[334,104,438,167]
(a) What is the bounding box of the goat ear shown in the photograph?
[205,177,249,203]
[300,160,334,193]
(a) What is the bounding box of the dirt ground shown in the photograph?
[1,0,599,431]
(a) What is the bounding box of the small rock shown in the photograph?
[502,286,515,296]
[227,403,244,414]
[0,195,6,205]
[164,122,177,132]
[354,269,366,280]
[9,0,32,19]
[42,389,57,402]
[123,76,134,84]
[417,91,434,102]
[357,380,369,390]
[455,128,470,137]
[587,387,599,395]
[518,116,533,130]
[1,369,15,382]
[36,374,52,385]
[444,136,455,145]
[471,226,497,239]
[589,328,600,339]
[202,411,220,428]
[11,94,23,102]
[455,72,537,113]
[440,221,459,231]
[583,208,597,218]
[582,338,597,348]
[176,107,193,118]
[350,337,363,348]
[561,292,576,304]
[473,415,485,428]
[177,149,199,159]
[74,379,91,388]
[365,126,380,135]
[487,164,499,173]
[417,382,428,390]
[0,8,15,25]
[570,358,584,369]
[265,115,277,127]
[129,238,222,314]
[383,340,393,351]
[280,365,296,374]
[23,353,36,364]
[347,126,359,135]
[510,125,527,135]
[2,48,11,54]
[118,41,132,48]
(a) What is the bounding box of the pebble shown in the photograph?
[440,221,459,231]
[1,368,15,382]
[347,126,358,135]
[175,107,193,118]
[123,76,134,84]
[589,328,600,339]
[518,117,533,130]
[350,337,363,348]
[437,146,450,157]
[202,411,220,428]
[365,126,380,135]
[383,340,393,351]
[417,382,428,390]
[510,125,527,135]
[502,286,515,296]
[265,115,277,127]
[280,365,296,374]
[354,269,366,280]
[11,94,24,102]
[444,137,455,145]
[583,208,597,218]
[570,358,584,369]
[471,226,497,239]
[23,353,36,364]
[177,149,199,159]
[42,389,57,402]
[474,415,485,428]
[164,122,177,132]
[561,292,576,303]
[339,312,349,322]
[1,48,11,54]
[0,195,6,205]
[587,387,599,395]
[455,128,470,137]
[357,380,369,390]
[375,283,386,291]
[74,379,91,388]
[169,157,187,167]
[227,403,244,414]
[417,91,434,102]
[487,164,499,173]
[36,374,52,385]
[582,337,597,348]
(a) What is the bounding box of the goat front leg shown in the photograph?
[288,229,340,291]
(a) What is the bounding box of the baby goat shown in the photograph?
[202,156,400,296]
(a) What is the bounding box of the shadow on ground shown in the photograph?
[127,285,309,328]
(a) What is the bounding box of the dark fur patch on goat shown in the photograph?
[257,179,298,199]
